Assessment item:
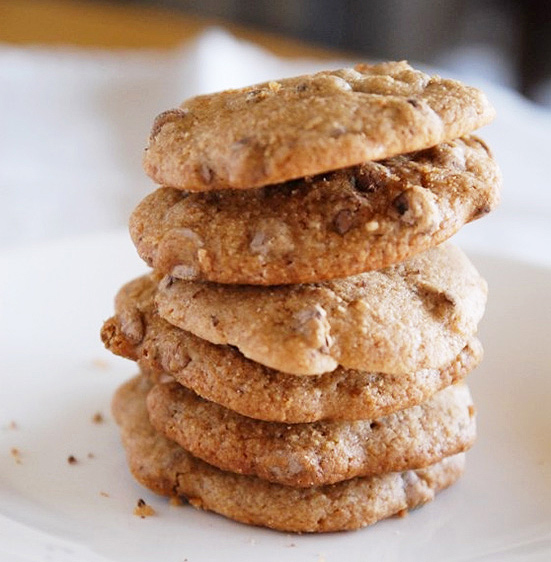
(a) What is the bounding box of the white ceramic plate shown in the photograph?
[1,231,550,562]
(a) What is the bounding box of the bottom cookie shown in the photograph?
[112,376,466,533]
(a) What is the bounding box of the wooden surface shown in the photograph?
[0,0,338,59]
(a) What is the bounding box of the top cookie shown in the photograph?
[143,61,495,191]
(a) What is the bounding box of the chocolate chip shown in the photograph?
[150,108,188,139]
[353,170,382,193]
[199,163,213,184]
[407,98,420,108]
[393,192,410,216]
[246,89,270,103]
[333,209,354,234]
[472,204,492,219]
[233,136,254,148]
[330,125,347,138]
[120,311,145,345]
[246,89,261,99]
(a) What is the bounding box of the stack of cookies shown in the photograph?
[101,61,501,533]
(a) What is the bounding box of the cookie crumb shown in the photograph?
[67,455,78,465]
[7,421,18,430]
[188,497,204,510]
[134,498,155,518]
[92,412,104,424]
[87,452,95,459]
[333,208,355,234]
[169,496,183,506]
[91,358,109,370]
[10,447,22,464]
[100,491,110,497]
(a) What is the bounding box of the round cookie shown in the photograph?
[146,381,475,487]
[143,61,495,191]
[101,274,482,422]
[112,375,466,533]
[132,136,501,285]
[155,243,487,376]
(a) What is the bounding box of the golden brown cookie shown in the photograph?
[112,375,466,533]
[143,62,495,192]
[132,136,500,285]
[146,381,475,487]
[155,243,487,376]
[100,273,483,421]
[101,274,482,422]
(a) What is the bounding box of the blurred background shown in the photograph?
[3,0,551,102]
[1,0,550,255]
[132,0,551,104]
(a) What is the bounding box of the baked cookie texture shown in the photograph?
[143,61,495,192]
[100,272,483,422]
[101,61,500,533]
[132,136,501,285]
[146,379,475,487]
[155,243,487,376]
[112,375,466,533]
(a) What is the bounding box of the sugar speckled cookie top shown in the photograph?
[155,243,487,376]
[143,62,495,191]
[132,136,500,285]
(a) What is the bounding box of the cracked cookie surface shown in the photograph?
[155,243,487,376]
[101,273,483,422]
[143,61,495,192]
[112,375,466,533]
[132,136,500,285]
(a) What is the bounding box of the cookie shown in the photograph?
[155,243,487,376]
[146,380,475,487]
[112,375,466,533]
[133,136,500,285]
[140,343,480,423]
[143,61,495,192]
[101,273,483,422]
